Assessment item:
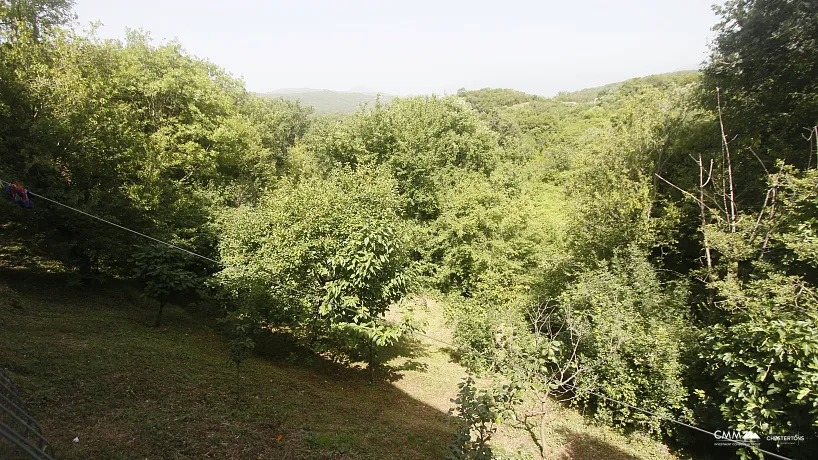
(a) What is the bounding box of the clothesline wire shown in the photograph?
[0,177,316,299]
[0,177,794,460]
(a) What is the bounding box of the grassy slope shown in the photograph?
[1,232,675,459]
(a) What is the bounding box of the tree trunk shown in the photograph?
[154,300,165,327]
[368,340,375,385]
[308,300,321,346]
[539,400,547,460]
[717,88,738,233]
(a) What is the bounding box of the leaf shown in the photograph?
[796,388,810,401]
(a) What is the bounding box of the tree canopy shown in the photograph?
[1,0,816,458]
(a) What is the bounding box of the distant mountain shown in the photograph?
[455,71,701,112]
[260,89,394,114]
[346,86,381,95]
[455,88,543,112]
[555,70,699,103]
[265,88,325,95]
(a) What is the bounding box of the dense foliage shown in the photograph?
[704,0,818,168]
[1,1,816,458]
[560,247,693,433]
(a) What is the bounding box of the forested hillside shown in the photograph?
[554,70,700,103]
[1,1,817,459]
[261,89,394,114]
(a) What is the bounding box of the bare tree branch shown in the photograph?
[717,88,738,233]
[747,146,770,174]
[654,173,719,214]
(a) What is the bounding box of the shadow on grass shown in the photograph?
[0,268,461,459]
[438,344,465,364]
[555,427,644,460]
[253,325,432,385]
[379,334,431,381]
[0,263,433,384]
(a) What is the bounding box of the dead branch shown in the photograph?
[717,88,738,232]
[747,147,770,175]
[759,186,778,260]
[654,173,718,214]
[749,188,772,244]
[698,154,714,272]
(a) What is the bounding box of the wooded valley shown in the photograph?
[1,1,816,459]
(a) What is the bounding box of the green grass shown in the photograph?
[0,272,454,459]
[396,298,677,460]
[1,236,677,459]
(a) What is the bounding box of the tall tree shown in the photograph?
[0,0,74,41]
[703,0,818,168]
[216,166,414,382]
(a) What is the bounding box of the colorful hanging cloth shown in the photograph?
[5,183,33,208]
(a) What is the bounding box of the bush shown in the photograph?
[448,298,503,373]
[701,314,818,458]
[448,376,522,460]
[215,165,414,378]
[560,246,694,434]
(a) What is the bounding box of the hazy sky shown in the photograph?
[72,0,721,96]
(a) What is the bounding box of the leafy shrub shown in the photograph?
[216,165,415,378]
[448,298,502,373]
[560,246,693,433]
[448,377,522,460]
[305,96,500,219]
[700,314,818,458]
[131,246,200,326]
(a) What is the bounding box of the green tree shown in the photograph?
[423,171,542,297]
[216,166,415,381]
[690,165,818,458]
[132,246,199,327]
[703,0,818,169]
[447,377,522,460]
[0,0,74,41]
[305,96,500,219]
[502,299,584,460]
[0,26,309,276]
[323,224,414,383]
[559,246,693,434]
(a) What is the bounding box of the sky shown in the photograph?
[72,0,721,96]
